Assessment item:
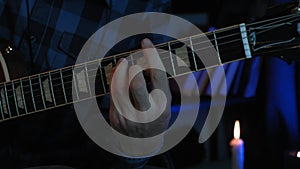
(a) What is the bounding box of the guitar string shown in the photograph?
[0,14,300,115]
[1,23,299,102]
[0,41,250,115]
[4,13,296,117]
[9,20,299,94]
[98,13,299,63]
[2,23,299,101]
[2,32,249,94]
[8,12,300,85]
[247,12,298,27]
[1,26,247,88]
[1,42,300,117]
[1,12,298,88]
[0,12,298,117]
[0,40,267,111]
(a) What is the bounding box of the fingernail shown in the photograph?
[117,58,127,66]
[121,58,127,64]
[142,38,153,48]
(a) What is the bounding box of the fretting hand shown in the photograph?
[109,38,171,157]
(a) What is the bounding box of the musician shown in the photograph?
[0,0,172,168]
[1,1,298,169]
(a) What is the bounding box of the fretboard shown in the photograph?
[0,23,254,122]
[1,0,299,123]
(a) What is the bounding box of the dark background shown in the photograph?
[149,1,300,169]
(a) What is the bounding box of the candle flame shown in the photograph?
[234,120,240,139]
[297,151,300,158]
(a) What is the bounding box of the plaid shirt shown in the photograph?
[0,0,171,73]
[0,0,171,168]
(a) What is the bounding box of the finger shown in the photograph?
[141,38,169,93]
[109,59,130,130]
[110,58,125,82]
[129,65,150,111]
[110,58,129,98]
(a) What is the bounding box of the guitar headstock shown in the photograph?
[247,0,300,65]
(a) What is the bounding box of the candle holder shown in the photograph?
[284,150,300,169]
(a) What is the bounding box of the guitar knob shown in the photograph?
[4,45,14,55]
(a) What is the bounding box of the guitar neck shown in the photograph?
[0,23,253,122]
[1,10,300,122]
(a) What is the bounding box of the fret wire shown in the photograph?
[39,42,242,93]
[130,52,134,65]
[0,89,6,116]
[84,38,241,77]
[72,69,80,101]
[102,26,243,64]
[4,13,298,101]
[189,36,198,70]
[168,42,176,76]
[38,74,47,109]
[84,63,92,97]
[1,27,252,101]
[0,24,253,91]
[156,33,242,58]
[49,72,57,106]
[11,82,19,116]
[205,31,241,44]
[3,44,249,107]
[113,56,117,64]
[105,43,243,71]
[98,29,241,65]
[60,69,68,103]
[0,13,296,119]
[18,73,109,101]
[20,79,28,113]
[4,83,11,117]
[192,38,242,52]
[2,39,248,102]
[152,37,240,68]
[2,27,241,92]
[0,28,249,93]
[98,60,107,94]
[213,30,222,65]
[29,77,37,111]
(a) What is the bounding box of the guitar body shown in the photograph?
[0,46,30,83]
[0,45,31,165]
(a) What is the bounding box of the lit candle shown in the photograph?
[284,150,300,169]
[230,120,244,169]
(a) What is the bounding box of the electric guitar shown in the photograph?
[0,1,299,123]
